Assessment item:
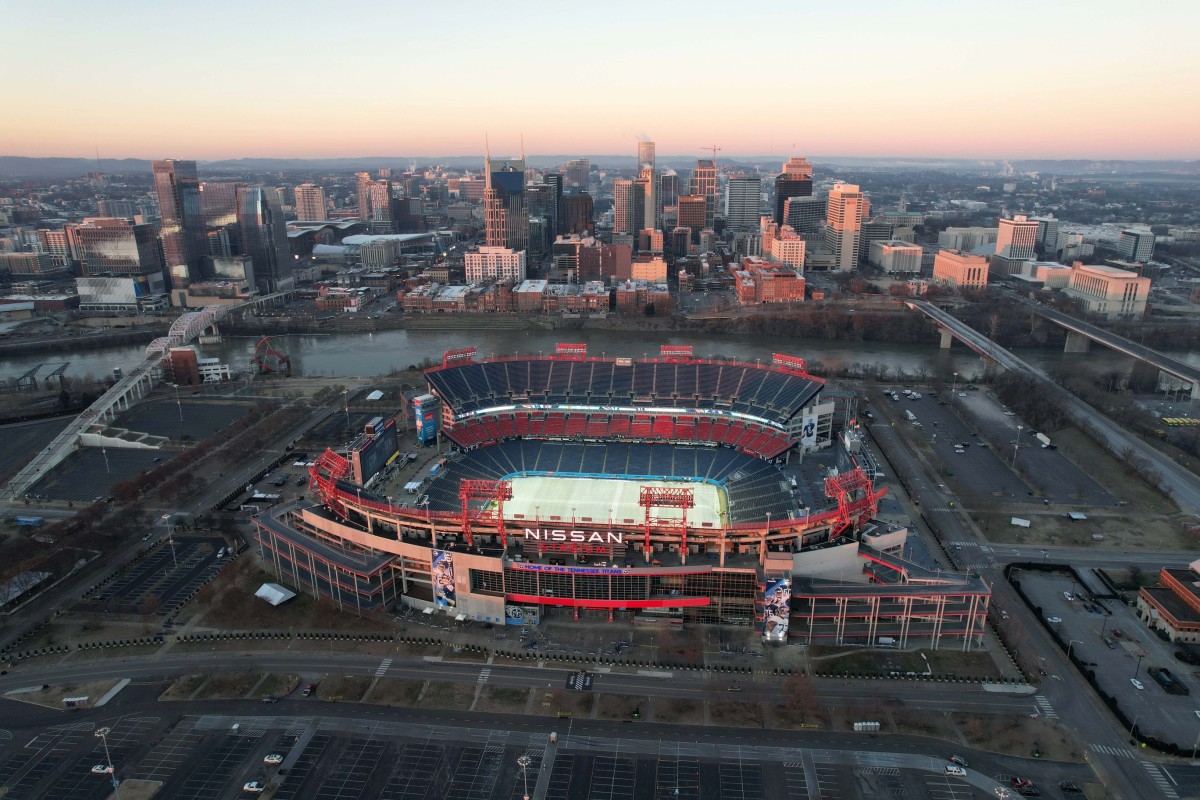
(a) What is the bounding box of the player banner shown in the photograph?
[432,549,456,608]
[800,413,818,447]
[762,577,791,642]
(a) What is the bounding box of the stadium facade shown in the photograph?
[255,344,989,649]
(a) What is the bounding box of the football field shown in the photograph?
[502,475,726,528]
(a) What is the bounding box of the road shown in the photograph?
[910,299,1200,519]
[869,410,1161,800]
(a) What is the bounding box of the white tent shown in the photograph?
[255,583,297,606]
[366,390,384,401]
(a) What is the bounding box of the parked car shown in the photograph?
[243,781,266,794]
[91,764,113,774]
[1130,678,1145,690]
[1046,616,1062,624]
[302,683,317,696]
[264,754,283,765]
[949,755,968,767]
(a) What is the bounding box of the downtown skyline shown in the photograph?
[4,0,1199,161]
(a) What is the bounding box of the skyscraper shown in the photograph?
[237,186,293,293]
[774,156,813,224]
[677,196,707,244]
[152,159,207,287]
[561,194,595,236]
[783,195,826,238]
[66,218,163,276]
[295,183,328,221]
[823,183,866,272]
[564,159,590,189]
[689,160,717,229]
[638,140,655,171]
[609,178,638,235]
[726,175,762,233]
[1118,229,1155,263]
[198,181,241,228]
[996,215,1038,260]
[542,172,563,235]
[484,149,528,251]
[357,173,394,232]
[659,170,679,209]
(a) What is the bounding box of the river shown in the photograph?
[1,327,1197,385]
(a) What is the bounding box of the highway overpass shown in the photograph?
[1031,304,1200,399]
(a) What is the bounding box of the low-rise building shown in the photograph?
[77,274,168,313]
[465,246,527,284]
[732,257,805,305]
[932,250,989,289]
[1063,262,1150,318]
[868,240,921,274]
[614,280,670,314]
[1138,560,1200,643]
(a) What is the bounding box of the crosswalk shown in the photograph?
[374,657,392,678]
[1089,743,1134,759]
[477,668,492,685]
[1141,761,1179,799]
[946,540,979,548]
[1034,695,1058,719]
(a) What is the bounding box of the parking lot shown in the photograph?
[1016,567,1199,747]
[876,388,1116,507]
[0,714,1018,800]
[78,535,228,616]
[0,418,70,483]
[27,446,166,502]
[113,399,255,441]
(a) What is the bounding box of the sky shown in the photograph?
[4,0,1199,161]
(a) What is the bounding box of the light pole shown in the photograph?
[1130,712,1142,741]
[95,726,120,799]
[517,754,531,800]
[1066,639,1082,660]
[343,389,351,433]
[1013,426,1023,468]
[951,372,958,395]
[161,514,178,568]
[1133,652,1146,679]
[102,448,111,474]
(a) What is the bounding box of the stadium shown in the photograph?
[255,344,990,648]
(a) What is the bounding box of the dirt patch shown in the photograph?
[420,680,474,710]
[474,685,529,714]
[710,700,763,728]
[979,506,1186,550]
[160,675,207,701]
[104,779,162,800]
[193,672,262,701]
[810,647,1002,679]
[191,556,394,631]
[257,673,299,699]
[764,704,831,730]
[953,713,1084,762]
[596,693,646,721]
[654,698,704,725]
[533,689,594,719]
[444,646,489,663]
[318,675,372,703]
[5,679,121,710]
[1055,428,1177,512]
[892,710,960,741]
[369,678,425,707]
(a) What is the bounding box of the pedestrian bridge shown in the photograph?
[6,291,293,499]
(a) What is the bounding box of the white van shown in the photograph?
[944,764,966,776]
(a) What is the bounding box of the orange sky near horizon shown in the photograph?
[4,0,1198,161]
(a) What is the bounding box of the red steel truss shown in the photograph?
[823,468,882,539]
[459,479,514,546]
[639,485,695,560]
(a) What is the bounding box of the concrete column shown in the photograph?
[1064,331,1091,353]
[1189,380,1200,402]
[939,328,954,350]
[979,357,997,379]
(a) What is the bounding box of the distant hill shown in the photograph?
[1,154,1196,181]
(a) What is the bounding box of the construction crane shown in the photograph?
[700,145,722,160]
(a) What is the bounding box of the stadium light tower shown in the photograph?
[95,726,121,798]
[517,755,531,800]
